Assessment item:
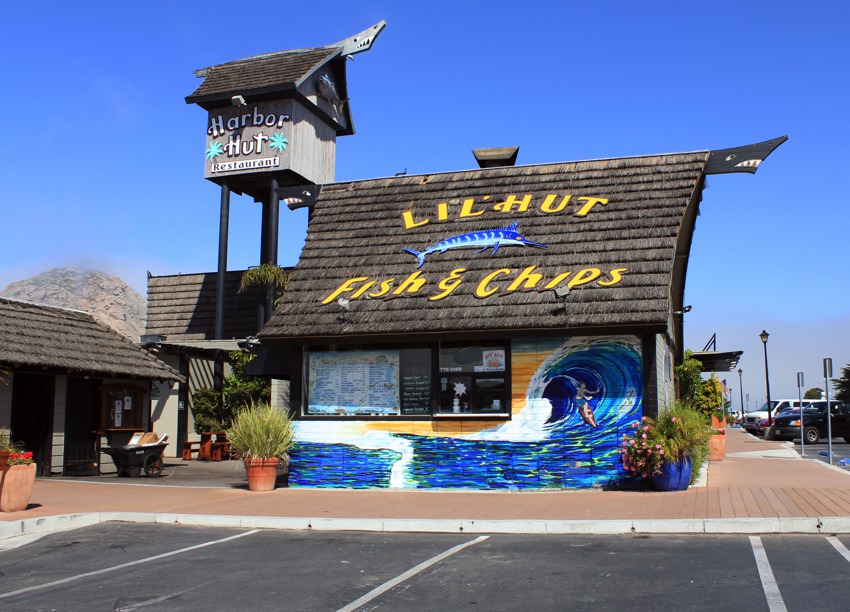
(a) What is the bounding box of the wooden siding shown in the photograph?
[146,270,264,341]
[289,99,337,184]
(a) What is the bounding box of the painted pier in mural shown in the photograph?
[288,336,642,490]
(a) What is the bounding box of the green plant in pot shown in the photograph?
[619,402,711,491]
[226,401,294,492]
[0,427,12,468]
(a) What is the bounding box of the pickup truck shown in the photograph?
[770,403,850,444]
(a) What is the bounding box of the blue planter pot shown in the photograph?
[649,457,692,491]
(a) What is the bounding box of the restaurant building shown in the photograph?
[173,21,784,489]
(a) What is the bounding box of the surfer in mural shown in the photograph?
[575,382,600,427]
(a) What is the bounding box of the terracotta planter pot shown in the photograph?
[709,434,726,461]
[711,416,727,429]
[0,463,36,512]
[244,457,284,492]
[0,450,9,468]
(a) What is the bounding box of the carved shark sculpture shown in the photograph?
[706,135,788,175]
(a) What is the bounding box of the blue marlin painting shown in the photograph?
[403,221,547,268]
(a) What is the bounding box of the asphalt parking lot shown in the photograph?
[2,523,850,611]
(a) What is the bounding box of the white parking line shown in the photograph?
[749,536,787,612]
[337,535,490,612]
[826,536,850,563]
[0,529,260,601]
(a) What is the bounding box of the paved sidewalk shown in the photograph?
[3,427,850,536]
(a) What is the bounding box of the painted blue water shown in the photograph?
[289,338,643,489]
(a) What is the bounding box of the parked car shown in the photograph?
[771,402,850,444]
[742,399,843,435]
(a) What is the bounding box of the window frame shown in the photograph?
[300,341,511,420]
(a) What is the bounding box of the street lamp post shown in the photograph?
[760,330,773,425]
[738,368,744,419]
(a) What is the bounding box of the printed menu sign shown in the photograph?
[308,351,400,415]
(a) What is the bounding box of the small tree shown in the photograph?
[804,387,823,400]
[675,350,704,405]
[834,364,850,403]
[190,351,271,434]
[692,375,724,417]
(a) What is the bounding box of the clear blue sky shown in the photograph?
[2,1,848,403]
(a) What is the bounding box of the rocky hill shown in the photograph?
[0,268,146,341]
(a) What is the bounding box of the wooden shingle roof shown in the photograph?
[0,298,182,382]
[146,271,264,341]
[260,152,710,342]
[186,47,338,107]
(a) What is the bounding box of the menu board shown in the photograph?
[308,351,400,415]
[399,348,432,415]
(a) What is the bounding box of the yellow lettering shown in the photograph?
[539,194,572,213]
[350,281,377,299]
[575,197,609,217]
[543,272,573,290]
[392,271,427,296]
[475,269,512,298]
[429,268,466,301]
[459,198,486,218]
[402,211,428,229]
[322,277,369,304]
[493,194,533,214]
[437,202,449,221]
[368,279,394,298]
[568,268,602,288]
[507,266,544,292]
[598,267,627,286]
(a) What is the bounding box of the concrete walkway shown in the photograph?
[4,428,850,537]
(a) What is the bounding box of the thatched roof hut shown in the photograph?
[0,297,182,382]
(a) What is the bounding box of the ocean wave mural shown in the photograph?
[289,336,642,489]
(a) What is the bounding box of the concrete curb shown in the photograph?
[5,512,850,539]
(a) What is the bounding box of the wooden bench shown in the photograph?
[181,440,200,460]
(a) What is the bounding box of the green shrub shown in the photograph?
[227,401,294,460]
[191,350,271,434]
[620,402,711,482]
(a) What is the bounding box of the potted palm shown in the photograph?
[226,401,294,491]
[619,403,711,491]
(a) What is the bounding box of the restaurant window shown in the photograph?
[302,342,510,418]
[305,347,432,416]
[438,343,508,414]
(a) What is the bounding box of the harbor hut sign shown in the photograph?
[203,100,293,179]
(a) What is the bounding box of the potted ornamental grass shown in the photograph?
[619,403,712,491]
[226,401,294,491]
